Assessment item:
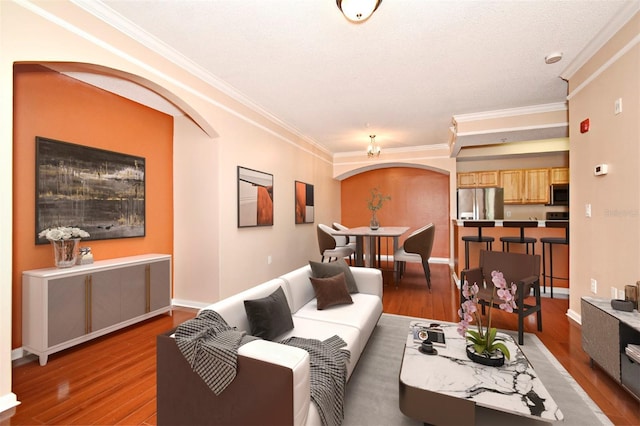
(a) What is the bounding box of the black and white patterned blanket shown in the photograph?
[280,335,350,426]
[174,310,248,395]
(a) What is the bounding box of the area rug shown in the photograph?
[343,313,612,426]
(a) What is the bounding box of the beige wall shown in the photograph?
[0,0,337,411]
[566,12,640,320]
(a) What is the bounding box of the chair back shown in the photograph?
[478,250,540,294]
[403,223,435,260]
[332,222,354,244]
[317,224,337,253]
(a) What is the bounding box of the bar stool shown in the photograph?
[462,221,495,269]
[541,221,569,298]
[500,221,538,254]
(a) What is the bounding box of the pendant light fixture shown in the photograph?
[367,135,381,158]
[336,0,382,22]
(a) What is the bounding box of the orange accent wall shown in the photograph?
[12,65,173,349]
[340,168,450,258]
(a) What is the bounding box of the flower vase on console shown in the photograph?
[39,226,90,268]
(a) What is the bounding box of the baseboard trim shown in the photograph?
[11,348,23,362]
[171,299,210,310]
[566,308,582,325]
[0,393,20,420]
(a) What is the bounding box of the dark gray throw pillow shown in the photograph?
[244,286,294,341]
[309,258,359,293]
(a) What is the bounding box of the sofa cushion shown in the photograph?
[294,293,383,353]
[279,316,364,380]
[309,272,353,310]
[309,259,359,293]
[244,286,294,340]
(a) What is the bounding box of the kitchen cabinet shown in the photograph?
[457,170,499,188]
[550,167,569,184]
[499,170,523,204]
[23,254,171,365]
[499,168,550,204]
[523,168,550,204]
[581,297,640,400]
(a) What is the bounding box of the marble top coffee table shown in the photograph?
[399,320,564,425]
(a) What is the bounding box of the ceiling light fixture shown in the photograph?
[336,0,382,22]
[545,52,563,64]
[367,135,381,158]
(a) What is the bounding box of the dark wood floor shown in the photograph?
[5,263,640,425]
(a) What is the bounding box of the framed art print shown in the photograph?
[237,166,274,227]
[36,136,145,244]
[295,181,314,224]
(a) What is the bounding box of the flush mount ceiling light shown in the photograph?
[545,52,563,64]
[336,0,382,22]
[367,135,381,158]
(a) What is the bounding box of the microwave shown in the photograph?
[549,184,569,206]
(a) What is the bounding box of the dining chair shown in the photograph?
[393,223,435,290]
[332,222,357,264]
[460,250,542,345]
[317,224,355,263]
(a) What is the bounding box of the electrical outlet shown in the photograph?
[585,203,591,218]
[267,255,272,265]
[611,287,617,299]
[590,278,597,294]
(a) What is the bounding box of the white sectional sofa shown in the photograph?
[157,262,383,426]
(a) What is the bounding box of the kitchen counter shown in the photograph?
[452,220,569,296]
[453,219,568,227]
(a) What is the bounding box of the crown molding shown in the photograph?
[560,0,640,81]
[453,102,567,123]
[70,0,332,158]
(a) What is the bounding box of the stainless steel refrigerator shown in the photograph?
[457,188,504,220]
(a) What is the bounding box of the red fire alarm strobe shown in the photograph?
[580,118,590,133]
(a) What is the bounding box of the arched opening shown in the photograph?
[339,166,451,264]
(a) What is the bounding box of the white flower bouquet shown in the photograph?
[39,226,90,241]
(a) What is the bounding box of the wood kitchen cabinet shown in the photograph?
[499,169,523,204]
[523,168,550,204]
[499,168,550,204]
[457,170,499,188]
[550,167,569,184]
[23,254,171,365]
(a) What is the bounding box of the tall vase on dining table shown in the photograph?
[369,211,380,230]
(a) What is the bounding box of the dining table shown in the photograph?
[332,226,410,269]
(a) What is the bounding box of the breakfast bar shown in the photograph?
[453,220,569,296]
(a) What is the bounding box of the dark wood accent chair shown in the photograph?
[460,250,542,345]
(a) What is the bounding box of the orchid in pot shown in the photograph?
[39,226,90,268]
[458,270,517,366]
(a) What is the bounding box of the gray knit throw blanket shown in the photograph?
[280,335,350,426]
[174,310,246,395]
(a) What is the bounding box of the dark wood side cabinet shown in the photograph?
[23,254,171,365]
[581,297,640,400]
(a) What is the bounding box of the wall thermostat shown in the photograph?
[594,164,608,176]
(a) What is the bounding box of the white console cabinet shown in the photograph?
[23,254,172,365]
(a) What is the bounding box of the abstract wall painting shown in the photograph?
[237,166,274,227]
[36,136,145,244]
[295,181,314,224]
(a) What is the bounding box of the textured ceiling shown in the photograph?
[83,0,634,155]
